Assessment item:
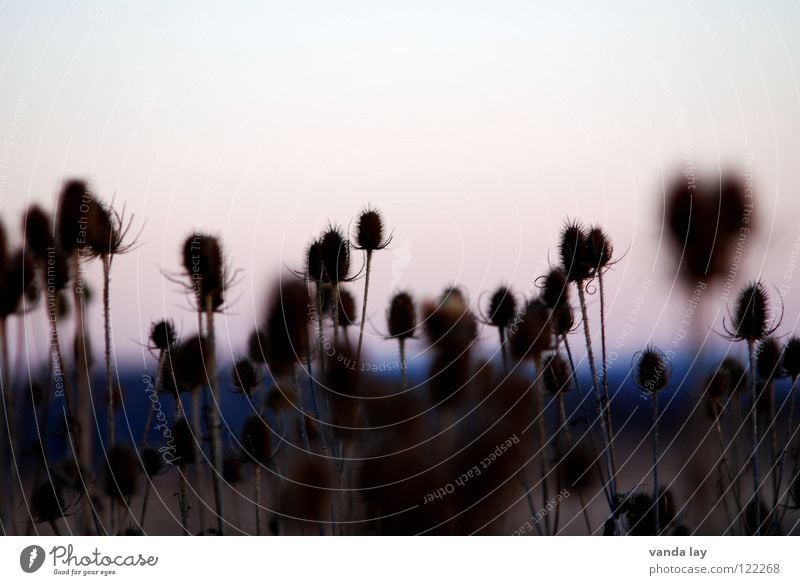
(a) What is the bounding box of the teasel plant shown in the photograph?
[240,414,279,535]
[755,337,785,516]
[387,291,416,391]
[141,320,178,438]
[634,345,671,534]
[509,296,555,534]
[559,220,620,519]
[319,225,359,346]
[480,285,517,373]
[167,232,237,535]
[722,281,781,535]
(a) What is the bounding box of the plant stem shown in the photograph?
[775,375,797,524]
[254,465,262,535]
[748,339,761,535]
[101,256,117,535]
[204,298,225,536]
[533,354,550,535]
[139,482,151,530]
[652,391,660,535]
[399,338,407,391]
[355,250,372,366]
[498,327,508,373]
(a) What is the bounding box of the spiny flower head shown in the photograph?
[182,233,225,310]
[320,225,350,284]
[509,297,553,360]
[487,285,517,329]
[149,319,177,352]
[22,205,55,261]
[727,281,775,341]
[783,337,800,379]
[542,268,570,309]
[635,345,670,394]
[231,358,259,394]
[354,206,390,251]
[559,220,592,282]
[586,225,613,272]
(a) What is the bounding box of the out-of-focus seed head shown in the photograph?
[141,447,165,478]
[542,353,572,394]
[172,335,210,392]
[320,226,350,284]
[240,414,272,466]
[422,286,477,354]
[104,444,139,500]
[559,221,592,282]
[720,357,747,395]
[355,206,388,251]
[553,302,575,336]
[23,205,55,262]
[264,279,310,375]
[306,239,324,283]
[388,291,416,340]
[487,286,517,329]
[56,179,90,255]
[149,319,177,352]
[704,367,729,401]
[0,250,38,317]
[337,287,358,328]
[782,337,800,379]
[635,345,670,394]
[231,358,259,394]
[509,297,553,360]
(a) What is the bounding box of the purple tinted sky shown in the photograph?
[2,1,800,369]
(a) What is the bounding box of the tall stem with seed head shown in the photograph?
[651,391,660,535]
[748,339,761,535]
[205,298,225,535]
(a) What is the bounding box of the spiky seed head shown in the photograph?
[104,444,139,500]
[586,226,613,271]
[355,207,386,251]
[731,282,770,341]
[337,288,358,328]
[783,337,800,379]
[22,205,55,262]
[542,268,569,309]
[319,226,350,284]
[422,286,477,354]
[149,319,177,351]
[542,353,572,394]
[56,180,90,254]
[720,357,747,394]
[388,291,416,339]
[757,337,784,383]
[182,233,225,310]
[171,419,196,465]
[306,239,324,283]
[31,481,65,523]
[1,250,38,317]
[141,447,165,478]
[231,358,259,394]
[559,221,592,282]
[635,345,670,394]
[247,327,269,364]
[704,368,729,400]
[487,286,517,328]
[85,199,114,256]
[509,297,553,360]
[240,414,272,465]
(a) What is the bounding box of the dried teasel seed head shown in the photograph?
[355,206,387,251]
[487,286,517,329]
[704,367,729,401]
[22,205,55,262]
[172,335,210,392]
[509,297,553,360]
[782,337,800,379]
[720,357,747,395]
[182,233,225,310]
[171,419,196,465]
[553,302,575,336]
[264,279,310,375]
[306,239,324,283]
[542,268,570,309]
[247,327,269,364]
[635,345,670,394]
[730,281,771,341]
[56,179,91,255]
[149,319,177,351]
[586,226,613,272]
[559,221,592,283]
[388,291,416,339]
[231,358,259,394]
[31,481,65,524]
[337,287,358,328]
[85,199,114,256]
[240,414,272,465]
[422,286,477,354]
[542,353,572,394]
[319,226,350,284]
[0,250,38,317]
[104,444,139,500]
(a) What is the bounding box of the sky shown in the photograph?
[2,1,800,370]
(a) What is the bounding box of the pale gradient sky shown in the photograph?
[2,1,800,370]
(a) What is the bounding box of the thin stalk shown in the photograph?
[533,354,550,535]
[399,338,407,391]
[101,256,116,535]
[576,283,618,507]
[498,327,508,373]
[775,375,797,515]
[355,250,372,365]
[748,339,761,535]
[204,298,225,536]
[178,466,190,535]
[254,465,262,535]
[518,471,545,536]
[139,482,151,529]
[553,394,565,534]
[191,391,207,532]
[652,391,660,535]
[141,349,165,441]
[294,368,310,451]
[712,402,743,520]
[331,283,340,346]
[70,256,91,471]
